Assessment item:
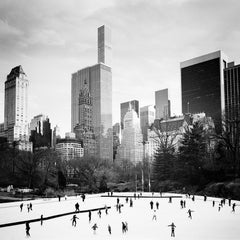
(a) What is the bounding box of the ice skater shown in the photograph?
[130,198,133,207]
[75,202,80,212]
[168,222,176,237]
[92,223,98,234]
[25,221,30,237]
[156,201,159,209]
[169,197,172,203]
[232,203,236,212]
[150,200,154,209]
[98,209,102,218]
[187,209,194,219]
[81,194,86,202]
[20,203,23,212]
[27,204,30,213]
[71,214,79,227]
[108,224,111,234]
[105,205,108,215]
[88,210,92,222]
[152,210,157,221]
[122,222,127,233]
[192,195,195,201]
[212,200,215,207]
[29,203,32,211]
[126,197,129,203]
[40,214,43,226]
[229,198,232,206]
[204,195,207,201]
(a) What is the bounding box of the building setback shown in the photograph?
[180,50,228,132]
[71,25,112,161]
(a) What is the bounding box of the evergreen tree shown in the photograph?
[178,121,206,184]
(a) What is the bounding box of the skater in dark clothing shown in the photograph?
[156,201,159,209]
[75,202,80,212]
[150,200,154,209]
[180,200,183,208]
[108,225,111,234]
[183,200,186,208]
[117,198,120,204]
[40,214,43,226]
[92,223,98,234]
[212,200,215,207]
[232,203,236,212]
[130,199,133,207]
[204,195,207,201]
[169,197,172,203]
[187,209,194,219]
[192,195,195,201]
[105,205,108,215]
[118,204,122,213]
[168,222,176,237]
[81,194,86,202]
[71,214,79,227]
[126,197,129,203]
[122,222,127,233]
[218,204,221,212]
[88,210,92,222]
[98,209,101,218]
[58,195,61,202]
[27,204,30,213]
[29,203,32,211]
[20,203,23,212]
[229,198,232,206]
[25,221,30,237]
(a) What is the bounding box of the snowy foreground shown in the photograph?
[0,192,239,240]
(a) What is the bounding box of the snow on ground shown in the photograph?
[0,192,239,240]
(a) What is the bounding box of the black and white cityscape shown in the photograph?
[0,1,240,239]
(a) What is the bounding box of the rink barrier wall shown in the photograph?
[101,195,183,199]
[0,206,111,228]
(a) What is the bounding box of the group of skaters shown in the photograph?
[22,192,239,238]
[20,202,33,212]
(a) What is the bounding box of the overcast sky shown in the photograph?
[1,0,240,136]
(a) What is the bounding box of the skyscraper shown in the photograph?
[155,89,171,120]
[140,105,155,142]
[71,26,112,161]
[117,106,143,164]
[224,62,240,122]
[180,50,228,131]
[120,100,139,129]
[4,66,32,151]
[30,114,52,150]
[98,25,112,66]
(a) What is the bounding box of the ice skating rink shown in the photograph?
[0,192,239,240]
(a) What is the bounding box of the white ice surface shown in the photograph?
[0,192,239,240]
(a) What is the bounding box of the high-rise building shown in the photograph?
[180,50,228,132]
[56,132,84,161]
[52,125,61,149]
[140,105,155,142]
[224,62,240,122]
[4,66,32,151]
[120,100,139,129]
[117,106,143,164]
[71,26,112,161]
[98,25,112,66]
[155,89,171,120]
[30,114,52,150]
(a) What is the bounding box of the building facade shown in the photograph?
[180,50,228,132]
[4,66,32,151]
[155,89,171,120]
[30,114,52,150]
[56,133,84,161]
[120,100,139,129]
[71,26,112,161]
[140,105,155,142]
[117,107,143,164]
[224,62,240,121]
[52,125,61,149]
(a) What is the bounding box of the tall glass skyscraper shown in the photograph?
[155,89,171,120]
[71,26,113,161]
[180,50,228,132]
